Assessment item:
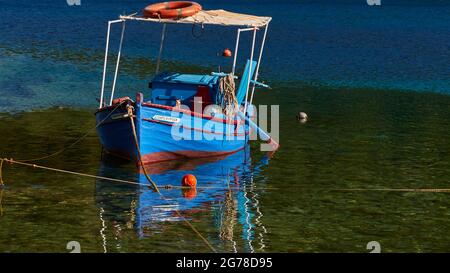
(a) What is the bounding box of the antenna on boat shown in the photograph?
[191,23,204,38]
[155,23,167,74]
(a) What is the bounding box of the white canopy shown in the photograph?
[120,9,272,28]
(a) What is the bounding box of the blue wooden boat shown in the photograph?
[95,7,276,164]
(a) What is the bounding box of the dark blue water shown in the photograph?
[2,0,450,112]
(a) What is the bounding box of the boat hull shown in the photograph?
[96,102,248,164]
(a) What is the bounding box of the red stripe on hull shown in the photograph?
[104,148,245,165]
[141,148,245,164]
[139,153,234,174]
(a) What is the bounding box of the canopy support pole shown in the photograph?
[249,23,269,106]
[243,27,257,116]
[232,29,241,75]
[99,19,123,109]
[109,20,126,105]
[155,23,167,74]
[232,27,258,75]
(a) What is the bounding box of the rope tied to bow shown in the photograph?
[126,105,160,193]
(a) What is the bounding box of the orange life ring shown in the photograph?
[143,1,202,19]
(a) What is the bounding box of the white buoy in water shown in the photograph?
[297,112,308,123]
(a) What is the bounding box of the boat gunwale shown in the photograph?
[141,102,242,125]
[96,102,243,126]
[142,118,247,137]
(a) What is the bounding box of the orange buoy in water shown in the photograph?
[182,188,197,199]
[182,174,197,188]
[222,48,232,57]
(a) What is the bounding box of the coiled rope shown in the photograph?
[216,74,238,117]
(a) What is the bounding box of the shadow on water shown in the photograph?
[95,147,271,253]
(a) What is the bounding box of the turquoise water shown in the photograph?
[2,0,450,252]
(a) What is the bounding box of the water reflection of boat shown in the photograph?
[95,146,270,252]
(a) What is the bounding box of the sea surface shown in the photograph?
[1,0,450,252]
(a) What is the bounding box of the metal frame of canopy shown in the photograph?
[98,10,272,116]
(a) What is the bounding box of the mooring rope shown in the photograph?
[336,188,450,193]
[2,157,449,196]
[14,101,127,163]
[0,158,257,191]
[1,158,144,186]
[126,105,160,193]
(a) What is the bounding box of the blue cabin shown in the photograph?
[148,60,257,111]
[149,72,220,110]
